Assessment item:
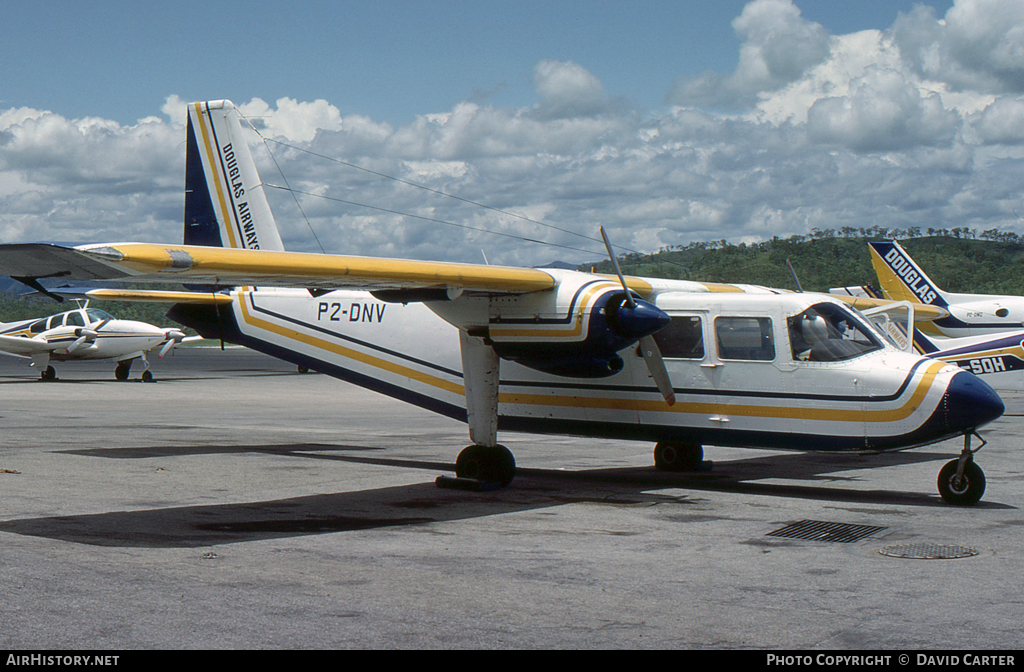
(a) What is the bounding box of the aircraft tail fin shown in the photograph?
[184,100,285,252]
[912,327,942,355]
[867,241,949,308]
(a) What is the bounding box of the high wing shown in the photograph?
[0,242,562,295]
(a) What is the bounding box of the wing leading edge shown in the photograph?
[0,242,571,295]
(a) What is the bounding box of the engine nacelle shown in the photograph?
[485,274,669,378]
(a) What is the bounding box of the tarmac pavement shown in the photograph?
[0,347,1022,650]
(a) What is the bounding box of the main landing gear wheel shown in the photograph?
[114,360,132,381]
[937,432,987,506]
[653,442,705,472]
[455,444,516,487]
[39,365,56,381]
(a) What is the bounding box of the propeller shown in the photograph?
[158,329,188,358]
[65,331,93,354]
[65,319,110,354]
[599,227,675,406]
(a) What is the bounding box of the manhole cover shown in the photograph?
[879,543,979,560]
[767,520,887,543]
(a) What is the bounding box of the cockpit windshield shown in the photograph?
[787,303,883,362]
[84,308,114,323]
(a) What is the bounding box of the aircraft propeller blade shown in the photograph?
[638,335,675,406]
[599,226,675,405]
[66,327,99,354]
[65,334,89,354]
[599,227,636,310]
[158,329,187,358]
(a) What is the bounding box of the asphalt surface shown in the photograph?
[0,347,1022,650]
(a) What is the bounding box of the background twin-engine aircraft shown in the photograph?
[0,303,195,381]
[832,239,1024,393]
[0,100,1008,505]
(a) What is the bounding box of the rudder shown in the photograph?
[867,240,948,308]
[183,100,284,252]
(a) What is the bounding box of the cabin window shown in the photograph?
[715,317,775,361]
[652,315,704,359]
[787,302,883,362]
[29,319,47,334]
[65,311,85,327]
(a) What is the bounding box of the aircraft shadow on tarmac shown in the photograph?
[0,443,1012,548]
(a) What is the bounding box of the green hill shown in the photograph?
[589,232,1024,296]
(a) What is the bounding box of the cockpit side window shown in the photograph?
[788,303,883,362]
[652,315,704,359]
[85,308,114,323]
[715,317,775,361]
[65,311,85,327]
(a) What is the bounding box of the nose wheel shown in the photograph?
[937,432,986,506]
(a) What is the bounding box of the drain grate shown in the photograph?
[767,520,887,543]
[879,543,979,560]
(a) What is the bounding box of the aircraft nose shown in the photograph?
[942,371,1004,432]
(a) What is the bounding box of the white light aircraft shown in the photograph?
[0,101,1007,505]
[0,303,195,381]
[864,240,1024,337]
[830,240,1024,392]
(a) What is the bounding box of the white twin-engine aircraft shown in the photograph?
[832,240,1024,392]
[867,239,1024,338]
[0,304,194,381]
[0,100,1006,505]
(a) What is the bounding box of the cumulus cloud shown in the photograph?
[533,60,611,119]
[806,66,961,151]
[892,0,1024,94]
[973,96,1024,144]
[3,1,1024,267]
[667,0,830,108]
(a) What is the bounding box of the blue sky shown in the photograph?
[2,0,1021,267]
[2,1,953,125]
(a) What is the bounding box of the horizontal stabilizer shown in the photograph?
[0,243,126,281]
[25,286,235,304]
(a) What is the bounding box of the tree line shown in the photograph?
[592,233,1024,296]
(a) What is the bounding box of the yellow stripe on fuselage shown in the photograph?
[501,360,946,423]
[237,293,465,396]
[940,345,1024,361]
[488,282,615,340]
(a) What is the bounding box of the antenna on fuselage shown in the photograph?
[786,258,804,293]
